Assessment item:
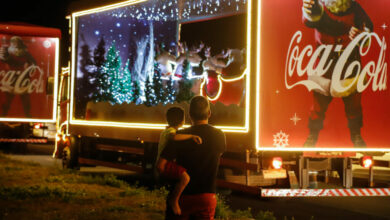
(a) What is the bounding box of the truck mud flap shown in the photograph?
[261,188,390,197]
[0,138,47,143]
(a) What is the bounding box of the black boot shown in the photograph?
[303,131,319,147]
[350,129,366,148]
[304,119,322,147]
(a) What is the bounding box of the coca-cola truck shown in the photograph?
[0,23,60,148]
[55,0,390,197]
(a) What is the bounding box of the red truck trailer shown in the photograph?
[0,23,60,148]
[55,0,390,197]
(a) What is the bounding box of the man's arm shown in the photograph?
[217,130,227,155]
[172,134,202,144]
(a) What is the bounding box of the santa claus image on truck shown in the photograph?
[0,36,37,118]
[301,0,374,148]
[0,28,59,121]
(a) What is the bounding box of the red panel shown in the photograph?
[258,0,390,149]
[0,23,61,38]
[0,34,59,120]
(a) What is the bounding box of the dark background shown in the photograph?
[0,0,125,67]
[0,0,247,69]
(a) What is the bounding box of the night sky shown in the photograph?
[0,0,71,65]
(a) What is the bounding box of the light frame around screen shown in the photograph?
[69,0,252,133]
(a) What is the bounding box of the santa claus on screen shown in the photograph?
[301,0,373,147]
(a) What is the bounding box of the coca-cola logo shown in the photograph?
[0,65,45,94]
[285,31,387,94]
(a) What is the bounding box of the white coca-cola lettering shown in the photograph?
[0,65,45,94]
[285,31,387,93]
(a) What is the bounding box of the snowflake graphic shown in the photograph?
[273,130,289,148]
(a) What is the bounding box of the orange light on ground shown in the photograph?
[272,157,283,169]
[361,156,373,168]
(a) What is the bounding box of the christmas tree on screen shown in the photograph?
[176,59,194,103]
[93,41,120,104]
[165,76,176,104]
[131,80,141,104]
[144,75,156,107]
[152,61,165,104]
[113,59,133,104]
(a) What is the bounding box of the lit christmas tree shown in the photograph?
[131,80,141,104]
[176,59,194,103]
[93,41,121,104]
[130,60,141,104]
[131,80,142,105]
[152,61,165,104]
[165,76,176,104]
[144,75,156,107]
[112,59,133,104]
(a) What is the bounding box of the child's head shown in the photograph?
[166,107,185,127]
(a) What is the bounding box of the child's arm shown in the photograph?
[172,134,202,144]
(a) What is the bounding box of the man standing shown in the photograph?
[302,0,373,147]
[159,96,226,219]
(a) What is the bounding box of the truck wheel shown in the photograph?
[62,136,79,169]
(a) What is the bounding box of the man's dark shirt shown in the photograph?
[160,124,226,195]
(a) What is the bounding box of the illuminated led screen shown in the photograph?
[72,0,248,129]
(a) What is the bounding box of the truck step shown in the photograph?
[79,157,143,173]
[96,144,144,155]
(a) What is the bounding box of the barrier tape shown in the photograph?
[261,188,390,197]
[0,138,48,143]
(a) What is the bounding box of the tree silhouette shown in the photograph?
[76,34,94,118]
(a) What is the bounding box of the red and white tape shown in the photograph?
[0,138,47,144]
[261,188,390,197]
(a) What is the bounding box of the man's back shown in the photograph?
[161,124,226,195]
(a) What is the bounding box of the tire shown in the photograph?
[62,136,79,169]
